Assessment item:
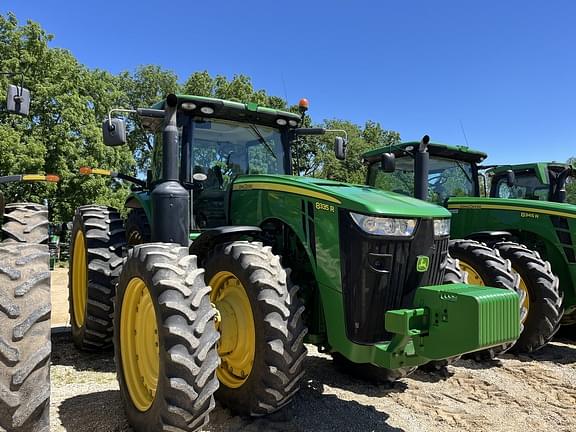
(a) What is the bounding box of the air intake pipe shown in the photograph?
[414,135,430,201]
[151,94,190,246]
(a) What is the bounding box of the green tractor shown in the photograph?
[0,82,57,432]
[69,95,520,431]
[363,139,563,353]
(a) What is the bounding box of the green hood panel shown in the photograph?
[234,175,450,218]
[448,196,576,219]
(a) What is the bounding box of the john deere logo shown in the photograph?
[416,256,429,272]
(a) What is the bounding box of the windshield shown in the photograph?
[492,171,550,201]
[368,156,475,204]
[191,118,286,189]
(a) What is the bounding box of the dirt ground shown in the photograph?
[50,270,576,432]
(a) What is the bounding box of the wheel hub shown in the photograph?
[458,260,486,286]
[120,277,159,412]
[210,271,255,388]
[72,230,87,327]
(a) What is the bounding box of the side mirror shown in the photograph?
[380,153,396,172]
[506,170,516,187]
[334,136,347,161]
[102,118,127,146]
[6,84,31,115]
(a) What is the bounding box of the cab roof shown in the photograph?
[151,94,301,128]
[363,141,487,164]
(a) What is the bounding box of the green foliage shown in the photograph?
[305,119,400,184]
[567,157,576,204]
[0,13,134,222]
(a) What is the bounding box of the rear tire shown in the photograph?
[1,203,48,244]
[68,205,125,351]
[449,239,523,361]
[203,241,307,416]
[126,208,150,246]
[0,243,51,432]
[114,244,219,432]
[494,241,563,353]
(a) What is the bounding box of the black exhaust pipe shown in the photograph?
[414,135,430,201]
[151,94,190,246]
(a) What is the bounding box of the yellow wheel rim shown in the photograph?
[210,271,255,388]
[72,230,88,328]
[120,277,159,412]
[512,267,530,322]
[458,260,486,286]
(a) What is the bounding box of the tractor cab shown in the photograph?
[488,162,574,203]
[101,94,346,240]
[363,141,486,205]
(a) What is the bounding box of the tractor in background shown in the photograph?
[363,139,563,353]
[69,95,520,432]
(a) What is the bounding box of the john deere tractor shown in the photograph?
[0,82,57,432]
[69,95,520,432]
[484,161,575,326]
[363,139,563,353]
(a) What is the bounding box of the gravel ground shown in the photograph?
[50,332,576,432]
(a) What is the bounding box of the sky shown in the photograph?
[2,1,575,164]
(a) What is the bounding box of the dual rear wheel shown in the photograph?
[113,241,307,431]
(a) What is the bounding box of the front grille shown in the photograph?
[339,211,449,344]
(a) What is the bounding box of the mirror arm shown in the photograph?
[108,108,137,129]
[325,129,348,142]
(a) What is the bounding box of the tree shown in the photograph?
[0,13,134,222]
[566,157,576,204]
[311,119,400,184]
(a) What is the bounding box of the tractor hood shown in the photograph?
[233,175,450,218]
[448,196,576,218]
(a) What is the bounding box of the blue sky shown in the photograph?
[2,1,575,164]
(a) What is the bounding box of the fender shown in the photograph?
[125,192,152,223]
[189,226,262,265]
[465,231,512,244]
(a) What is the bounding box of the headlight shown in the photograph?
[433,219,451,237]
[350,212,417,236]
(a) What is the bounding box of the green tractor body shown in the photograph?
[74,95,519,430]
[117,96,519,367]
[363,141,567,342]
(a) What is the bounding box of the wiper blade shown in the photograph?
[454,160,473,184]
[249,124,277,160]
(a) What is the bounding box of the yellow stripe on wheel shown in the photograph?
[120,277,159,412]
[210,271,255,389]
[72,230,87,327]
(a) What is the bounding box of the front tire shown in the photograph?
[114,244,219,432]
[0,243,51,432]
[203,241,307,416]
[494,241,563,353]
[68,205,125,351]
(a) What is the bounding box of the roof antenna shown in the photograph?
[281,73,289,108]
[459,119,470,147]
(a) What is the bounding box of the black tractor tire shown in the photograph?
[448,239,524,361]
[0,243,51,432]
[203,241,307,416]
[419,255,464,372]
[332,353,416,383]
[68,205,125,351]
[494,241,563,353]
[114,244,219,432]
[125,208,151,246]
[1,203,48,244]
